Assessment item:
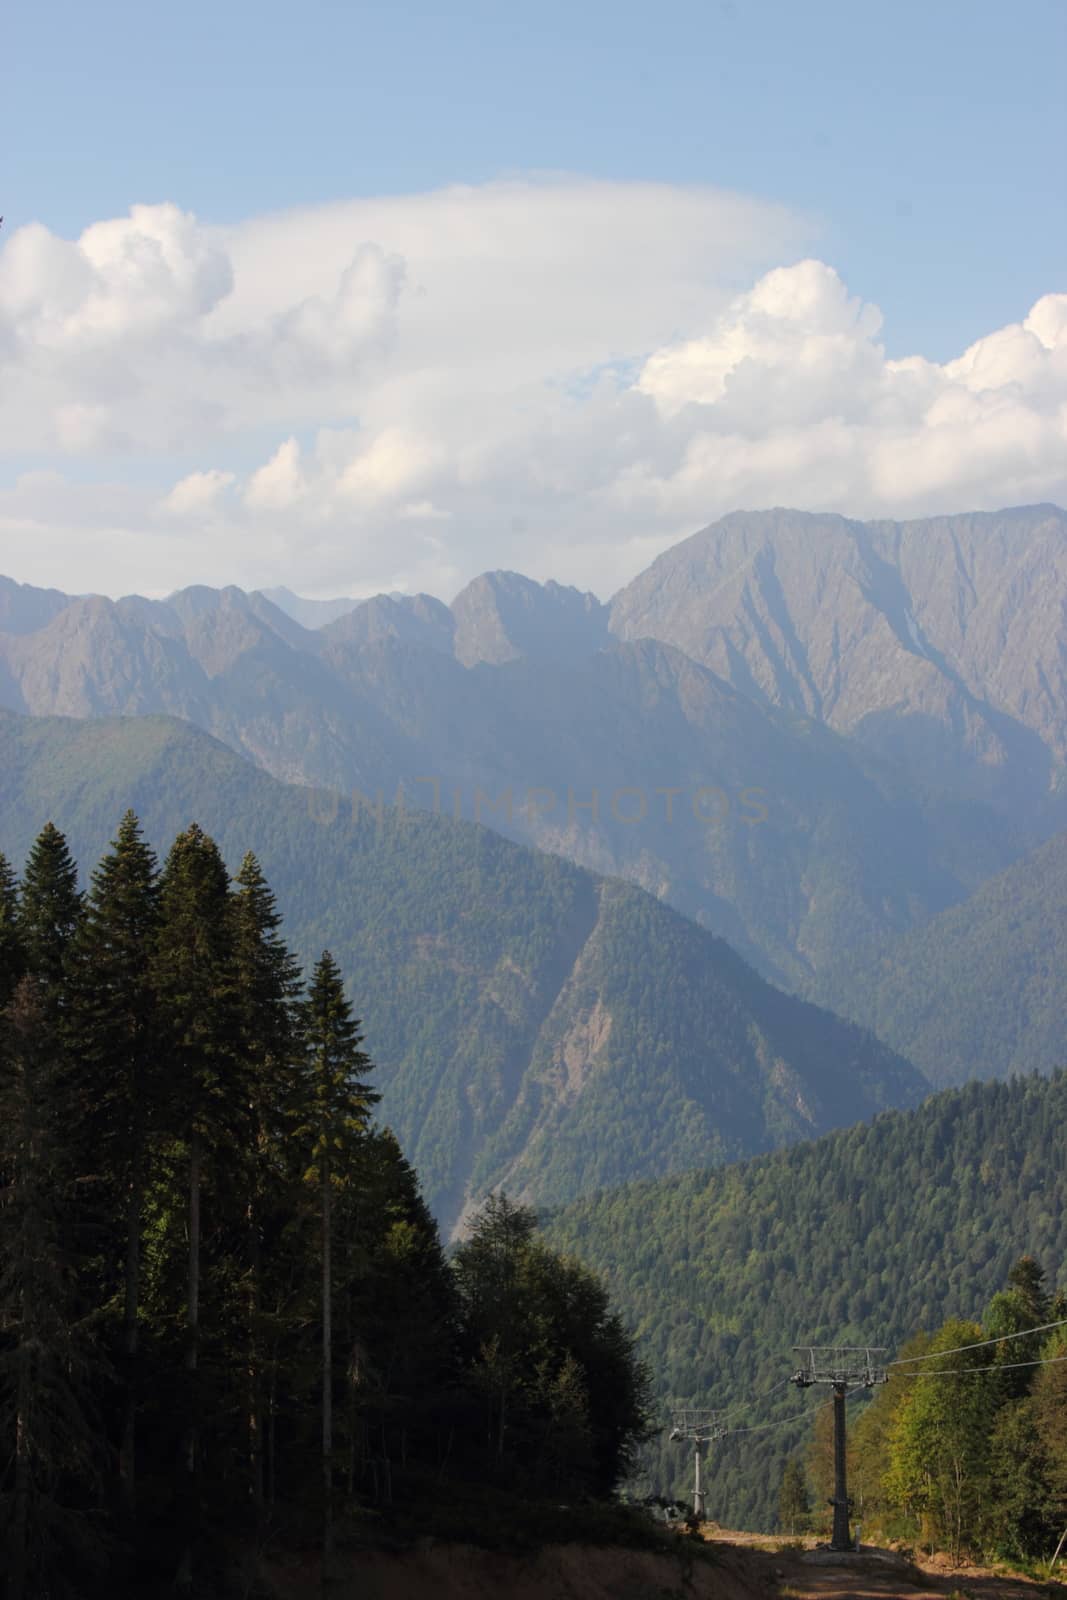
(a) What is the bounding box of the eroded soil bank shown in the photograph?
[263,1538,764,1600]
[259,1536,1067,1600]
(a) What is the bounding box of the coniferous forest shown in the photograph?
[0,816,651,1598]
[547,1072,1067,1539]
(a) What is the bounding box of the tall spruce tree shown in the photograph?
[230,852,302,1512]
[452,1195,539,1466]
[453,1195,652,1496]
[0,813,666,1576]
[1008,1256,1051,1325]
[331,1129,458,1504]
[17,823,82,1000]
[299,951,376,1567]
[0,850,24,1007]
[67,812,160,1522]
[0,978,101,1599]
[151,824,243,1589]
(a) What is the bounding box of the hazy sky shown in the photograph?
[3,0,1065,600]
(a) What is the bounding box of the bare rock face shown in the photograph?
[450,570,608,667]
[0,574,80,636]
[609,504,1067,811]
[320,591,456,656]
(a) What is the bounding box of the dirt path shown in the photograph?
[260,1532,1067,1600]
[700,1529,1066,1600]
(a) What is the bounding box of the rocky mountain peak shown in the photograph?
[450,569,608,667]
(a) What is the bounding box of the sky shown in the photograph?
[2,0,1065,601]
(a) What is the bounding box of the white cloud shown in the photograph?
[0,205,231,349]
[0,183,1064,601]
[160,468,235,517]
[0,180,794,459]
[638,260,886,418]
[337,428,444,505]
[0,205,404,453]
[244,439,307,512]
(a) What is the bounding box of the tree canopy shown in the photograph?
[0,817,651,1597]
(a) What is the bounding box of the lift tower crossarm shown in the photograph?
[667,1409,728,1523]
[790,1347,888,1551]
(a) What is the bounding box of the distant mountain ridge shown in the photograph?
[820,825,1067,1087]
[610,504,1067,815]
[2,505,1063,1000]
[0,708,923,1229]
[260,585,365,628]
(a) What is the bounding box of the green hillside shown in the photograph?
[544,1071,1067,1531]
[0,709,921,1229]
[819,828,1067,1087]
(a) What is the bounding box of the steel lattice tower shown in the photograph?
[668,1408,728,1522]
[791,1347,887,1551]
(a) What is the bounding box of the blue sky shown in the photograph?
[9,0,1063,358]
[2,0,1065,598]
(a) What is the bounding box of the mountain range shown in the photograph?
[6,503,1065,1002]
[0,707,921,1230]
[6,506,1066,1543]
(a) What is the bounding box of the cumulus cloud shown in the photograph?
[160,469,235,518]
[244,439,307,512]
[0,183,1064,601]
[638,260,887,420]
[0,203,404,452]
[0,205,232,348]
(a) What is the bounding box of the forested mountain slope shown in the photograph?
[0,709,921,1229]
[818,827,1067,1087]
[545,1071,1067,1531]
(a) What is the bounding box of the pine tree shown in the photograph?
[332,1129,458,1503]
[229,852,302,1513]
[151,824,243,1589]
[0,979,101,1599]
[299,951,377,1567]
[67,812,160,1522]
[1008,1256,1051,1326]
[452,1195,538,1469]
[452,1196,652,1497]
[984,1257,1054,1407]
[17,823,82,1000]
[0,850,24,1007]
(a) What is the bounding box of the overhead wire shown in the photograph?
[891,1352,1067,1381]
[667,1374,796,1431]
[726,1392,847,1437]
[667,1319,1067,1445]
[888,1316,1067,1366]
[719,1375,794,1423]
